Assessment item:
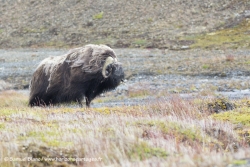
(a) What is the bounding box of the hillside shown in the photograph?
[0,0,249,49]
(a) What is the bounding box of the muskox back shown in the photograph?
[29,44,124,107]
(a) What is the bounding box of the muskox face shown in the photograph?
[29,44,125,107]
[103,62,124,88]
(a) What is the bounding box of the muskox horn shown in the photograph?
[102,56,117,78]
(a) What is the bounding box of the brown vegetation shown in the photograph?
[0,91,250,166]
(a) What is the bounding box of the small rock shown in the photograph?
[219,72,227,77]
[181,45,189,50]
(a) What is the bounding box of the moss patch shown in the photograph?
[128,142,168,160]
[183,19,250,49]
[212,107,250,126]
[93,12,104,19]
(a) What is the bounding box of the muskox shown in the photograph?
[29,44,124,107]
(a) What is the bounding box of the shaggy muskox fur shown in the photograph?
[29,44,124,107]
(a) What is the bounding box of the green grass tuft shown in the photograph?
[93,12,104,19]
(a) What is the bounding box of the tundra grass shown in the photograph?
[0,91,250,166]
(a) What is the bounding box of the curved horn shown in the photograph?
[102,56,116,78]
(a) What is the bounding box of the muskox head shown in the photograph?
[29,44,125,107]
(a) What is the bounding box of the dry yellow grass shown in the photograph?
[0,91,250,167]
[0,90,28,107]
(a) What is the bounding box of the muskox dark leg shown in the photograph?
[78,101,83,108]
[75,97,83,107]
[29,96,43,107]
[29,97,47,107]
[85,92,99,108]
[86,95,97,107]
[86,97,90,108]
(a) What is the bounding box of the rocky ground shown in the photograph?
[0,0,249,49]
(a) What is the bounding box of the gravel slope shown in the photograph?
[0,0,249,48]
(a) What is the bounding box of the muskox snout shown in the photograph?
[113,65,124,77]
[112,65,124,86]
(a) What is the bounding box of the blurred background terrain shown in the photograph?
[0,0,249,49]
